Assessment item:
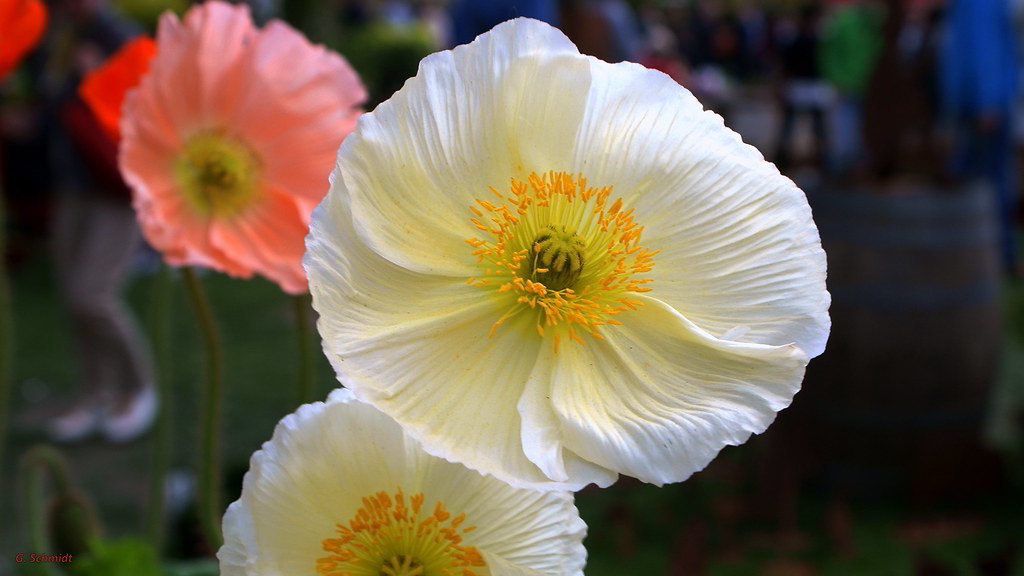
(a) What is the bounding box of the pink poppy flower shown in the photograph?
[119,0,366,293]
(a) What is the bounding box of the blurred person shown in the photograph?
[654,1,736,119]
[820,0,883,180]
[735,0,771,79]
[662,2,698,69]
[641,22,690,87]
[860,0,930,178]
[940,0,1021,276]
[560,0,642,64]
[773,3,832,171]
[40,0,156,442]
[1013,0,1024,167]
[592,0,644,63]
[708,10,750,80]
[449,0,558,47]
[380,0,416,26]
[901,2,945,172]
[419,0,453,50]
[685,0,723,69]
[1,57,51,267]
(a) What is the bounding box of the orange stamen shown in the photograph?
[466,171,656,350]
[318,488,485,576]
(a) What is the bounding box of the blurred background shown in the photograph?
[1,0,1023,574]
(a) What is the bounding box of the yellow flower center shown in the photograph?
[173,130,262,218]
[316,488,487,576]
[467,171,657,351]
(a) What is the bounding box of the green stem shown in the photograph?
[0,195,12,494]
[182,267,223,550]
[147,264,174,550]
[294,293,315,406]
[21,445,75,496]
[20,446,75,576]
[21,462,60,576]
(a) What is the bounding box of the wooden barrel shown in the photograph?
[794,180,1004,501]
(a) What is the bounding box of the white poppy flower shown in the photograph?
[305,18,830,490]
[218,388,587,575]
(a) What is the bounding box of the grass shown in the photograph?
[1,238,1023,575]
[1,255,337,572]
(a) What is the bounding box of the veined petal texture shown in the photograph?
[306,17,830,489]
[218,388,587,576]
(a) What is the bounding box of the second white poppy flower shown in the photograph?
[219,388,587,575]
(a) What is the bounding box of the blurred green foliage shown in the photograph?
[2,236,1022,575]
[68,538,162,576]
[113,0,188,32]
[334,22,438,109]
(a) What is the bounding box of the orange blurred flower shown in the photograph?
[119,0,366,294]
[0,0,47,80]
[79,36,157,141]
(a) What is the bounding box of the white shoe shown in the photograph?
[47,406,101,443]
[102,386,159,443]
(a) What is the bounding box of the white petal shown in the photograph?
[518,345,618,486]
[307,182,604,491]
[219,389,588,575]
[336,18,591,276]
[307,17,830,490]
[217,390,416,574]
[306,187,491,344]
[419,452,587,576]
[218,501,255,576]
[322,296,569,489]
[569,58,830,357]
[481,556,554,576]
[548,296,809,485]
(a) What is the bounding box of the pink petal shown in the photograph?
[208,189,309,293]
[233,20,366,207]
[150,1,254,132]
[119,0,366,292]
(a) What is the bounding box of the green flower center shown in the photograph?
[530,225,585,292]
[174,130,262,218]
[380,555,425,576]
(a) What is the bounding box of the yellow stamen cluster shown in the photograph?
[317,488,486,576]
[174,130,263,218]
[467,171,657,351]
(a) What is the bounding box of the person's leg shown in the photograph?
[828,98,847,177]
[982,116,1019,274]
[51,192,154,442]
[48,191,109,439]
[810,104,828,171]
[63,195,153,409]
[775,100,797,170]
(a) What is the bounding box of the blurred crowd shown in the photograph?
[4,0,1024,257]
[5,0,1024,273]
[1,3,1021,571]
[1,0,1023,444]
